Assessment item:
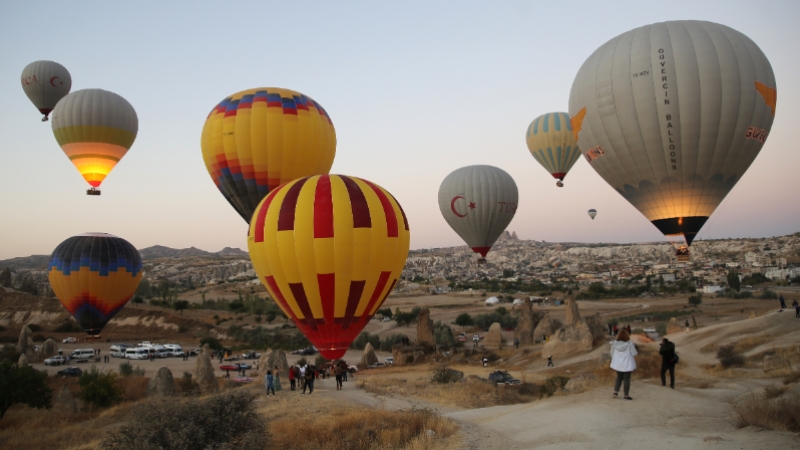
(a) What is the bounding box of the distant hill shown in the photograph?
[0,254,51,270]
[138,245,248,259]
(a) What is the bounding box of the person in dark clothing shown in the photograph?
[793,300,800,319]
[303,366,315,394]
[659,338,676,388]
[779,294,786,310]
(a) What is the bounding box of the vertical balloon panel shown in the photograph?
[248,175,410,359]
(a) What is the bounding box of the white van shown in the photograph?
[70,348,95,362]
[153,346,170,358]
[163,344,184,357]
[110,344,130,358]
[125,348,149,360]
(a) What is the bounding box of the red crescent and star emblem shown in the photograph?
[450,196,476,218]
[50,76,61,87]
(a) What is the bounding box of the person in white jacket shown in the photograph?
[610,329,637,400]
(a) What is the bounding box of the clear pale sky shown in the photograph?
[1,1,798,260]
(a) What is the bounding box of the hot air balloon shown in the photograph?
[248,174,409,359]
[51,89,138,195]
[569,21,776,259]
[21,60,71,121]
[47,233,142,335]
[588,209,597,220]
[548,256,562,268]
[526,112,580,187]
[438,165,518,262]
[202,87,336,223]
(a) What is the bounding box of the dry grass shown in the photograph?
[357,376,538,408]
[730,391,800,432]
[783,371,800,385]
[268,406,458,450]
[763,385,787,399]
[700,334,773,355]
[117,376,149,402]
[0,408,104,449]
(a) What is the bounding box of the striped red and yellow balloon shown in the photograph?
[248,175,410,359]
[201,87,336,223]
[48,233,142,335]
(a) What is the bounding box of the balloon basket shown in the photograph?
[556,181,564,187]
[477,258,487,264]
[86,188,101,196]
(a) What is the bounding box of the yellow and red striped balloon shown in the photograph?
[248,175,410,359]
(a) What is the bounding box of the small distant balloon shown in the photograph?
[548,256,562,268]
[588,209,597,220]
[21,60,71,121]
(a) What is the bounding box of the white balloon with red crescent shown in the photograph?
[438,165,518,258]
[21,60,71,121]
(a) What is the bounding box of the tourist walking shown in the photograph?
[274,366,282,391]
[303,366,315,394]
[299,364,307,389]
[547,355,554,368]
[334,362,343,390]
[793,300,799,319]
[610,329,638,400]
[288,365,296,390]
[659,338,677,389]
[265,370,275,396]
[779,294,786,310]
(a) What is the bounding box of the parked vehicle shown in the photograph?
[57,367,82,377]
[488,371,521,385]
[125,347,149,360]
[44,355,65,365]
[189,348,201,356]
[458,333,467,342]
[385,357,394,365]
[163,344,184,357]
[69,348,96,362]
[110,344,130,358]
[62,337,77,344]
[219,363,251,371]
[472,334,482,342]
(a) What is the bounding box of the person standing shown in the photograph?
[299,364,307,390]
[514,338,519,349]
[274,366,282,391]
[547,356,554,368]
[610,329,638,400]
[341,361,348,382]
[659,338,677,389]
[288,365,296,390]
[303,366,315,394]
[334,362,343,390]
[265,370,275,396]
[793,300,799,319]
[779,294,786,310]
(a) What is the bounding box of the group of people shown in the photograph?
[607,323,632,337]
[609,330,679,400]
[265,360,352,396]
[777,294,800,319]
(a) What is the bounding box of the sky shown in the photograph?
[1,1,799,260]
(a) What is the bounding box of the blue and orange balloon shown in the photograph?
[48,233,142,335]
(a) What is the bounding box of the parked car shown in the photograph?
[62,337,77,344]
[458,333,467,342]
[292,346,317,356]
[57,367,82,377]
[385,357,394,365]
[44,355,65,366]
[219,363,252,371]
[488,371,521,385]
[472,334,482,342]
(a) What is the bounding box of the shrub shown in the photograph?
[688,293,702,306]
[433,321,457,346]
[380,333,406,351]
[101,390,265,449]
[177,372,200,396]
[0,360,52,418]
[118,362,145,377]
[78,366,124,408]
[730,392,800,432]
[759,289,778,300]
[430,365,461,384]
[350,332,381,350]
[199,336,222,351]
[764,385,786,399]
[54,320,83,333]
[717,344,745,369]
[25,324,42,332]
[540,375,570,398]
[783,372,800,385]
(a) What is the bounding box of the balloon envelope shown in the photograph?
[48,233,142,335]
[248,174,409,359]
[526,112,580,185]
[51,89,138,189]
[21,60,71,121]
[569,20,776,246]
[438,165,518,258]
[588,209,597,220]
[202,87,336,223]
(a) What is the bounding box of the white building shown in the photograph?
[703,285,723,294]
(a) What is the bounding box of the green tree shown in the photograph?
[454,313,474,328]
[688,293,703,306]
[78,366,124,408]
[0,360,52,419]
[0,267,11,288]
[200,336,223,351]
[394,311,415,327]
[136,279,153,299]
[266,311,276,324]
[174,300,190,314]
[727,270,741,292]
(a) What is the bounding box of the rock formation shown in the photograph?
[666,317,683,335]
[192,344,219,394]
[17,324,32,355]
[147,367,176,397]
[40,338,58,358]
[542,302,606,359]
[763,355,793,376]
[18,354,29,367]
[360,342,379,367]
[533,314,558,342]
[259,349,289,378]
[53,384,78,414]
[416,307,435,346]
[514,300,545,346]
[564,373,598,393]
[391,345,425,365]
[564,298,581,325]
[483,323,503,349]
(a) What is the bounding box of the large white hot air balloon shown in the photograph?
[21,60,72,121]
[569,20,776,256]
[438,165,518,262]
